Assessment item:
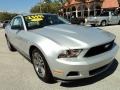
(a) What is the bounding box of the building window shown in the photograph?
[67,8,70,12]
[72,6,76,11]
[63,9,66,13]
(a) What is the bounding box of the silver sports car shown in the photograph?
[5,13,119,83]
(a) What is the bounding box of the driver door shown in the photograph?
[109,12,119,24]
[8,16,25,50]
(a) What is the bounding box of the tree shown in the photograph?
[30,1,61,14]
[0,12,17,21]
[44,0,51,3]
[30,6,40,13]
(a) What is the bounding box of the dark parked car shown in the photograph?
[71,17,85,25]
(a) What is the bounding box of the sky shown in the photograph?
[0,0,41,13]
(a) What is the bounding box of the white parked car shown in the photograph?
[87,11,120,26]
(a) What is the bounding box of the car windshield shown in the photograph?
[24,14,70,30]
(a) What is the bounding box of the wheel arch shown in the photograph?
[29,45,54,79]
[100,20,107,26]
[118,20,120,24]
[29,45,47,63]
[5,34,7,38]
[101,20,107,23]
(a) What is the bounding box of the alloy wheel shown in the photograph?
[32,51,46,78]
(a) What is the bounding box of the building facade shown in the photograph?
[60,0,120,20]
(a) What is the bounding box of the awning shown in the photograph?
[63,0,80,7]
[69,0,80,5]
[102,0,119,9]
[64,2,69,7]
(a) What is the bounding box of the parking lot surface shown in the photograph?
[0,25,120,90]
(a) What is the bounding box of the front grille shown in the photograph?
[89,64,109,76]
[84,41,114,57]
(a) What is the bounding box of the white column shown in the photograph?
[76,6,78,18]
[94,2,96,16]
[88,7,90,17]
[82,4,84,17]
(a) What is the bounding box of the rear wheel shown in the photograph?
[6,36,16,51]
[118,20,120,25]
[31,48,55,83]
[91,24,96,27]
[101,21,106,26]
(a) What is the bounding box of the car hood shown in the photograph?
[30,24,115,48]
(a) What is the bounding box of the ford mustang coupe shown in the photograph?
[5,13,119,83]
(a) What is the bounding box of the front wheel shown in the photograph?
[31,48,55,83]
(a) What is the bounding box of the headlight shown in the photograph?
[58,49,82,58]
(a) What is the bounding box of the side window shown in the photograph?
[100,12,109,16]
[13,19,20,26]
[111,12,117,16]
[11,17,24,30]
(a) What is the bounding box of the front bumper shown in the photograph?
[51,44,119,80]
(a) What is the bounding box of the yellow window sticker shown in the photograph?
[25,15,44,22]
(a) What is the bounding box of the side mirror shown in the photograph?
[11,25,23,30]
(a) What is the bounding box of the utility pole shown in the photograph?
[40,0,42,13]
[94,0,96,16]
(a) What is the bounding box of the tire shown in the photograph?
[118,20,120,25]
[80,21,84,26]
[6,36,16,51]
[101,20,106,26]
[91,24,96,27]
[31,48,55,83]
